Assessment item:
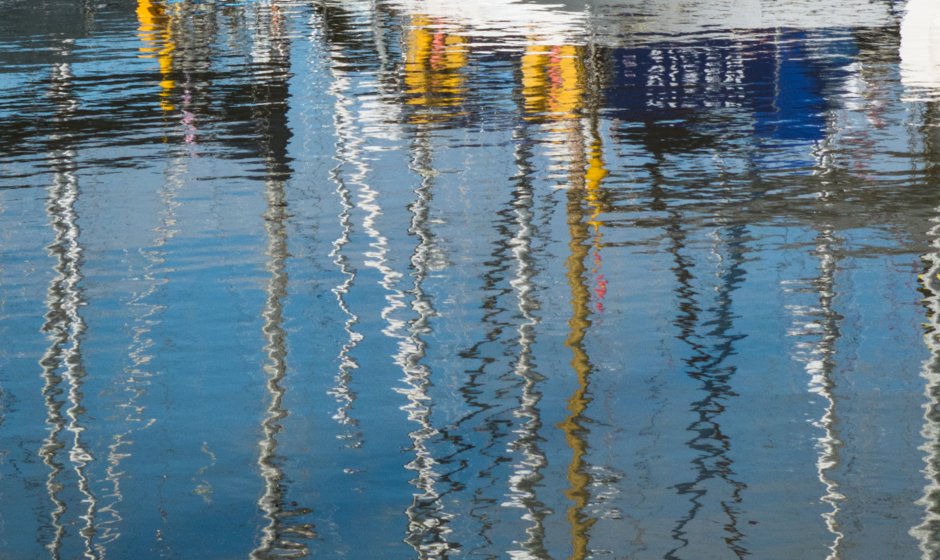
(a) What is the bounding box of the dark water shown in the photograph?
[4,0,940,557]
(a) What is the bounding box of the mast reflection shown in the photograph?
[503,124,550,559]
[916,205,940,558]
[797,229,845,559]
[248,3,316,557]
[665,217,749,559]
[900,3,940,553]
[39,39,99,560]
[320,0,366,450]
[521,39,604,559]
[400,131,457,558]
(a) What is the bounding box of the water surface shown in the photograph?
[2,0,940,558]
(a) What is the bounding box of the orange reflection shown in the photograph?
[137,0,175,112]
[404,16,468,123]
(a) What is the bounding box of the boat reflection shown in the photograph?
[403,16,467,124]
[4,0,940,557]
[900,0,940,98]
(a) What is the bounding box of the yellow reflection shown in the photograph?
[137,0,176,111]
[585,133,608,313]
[404,16,467,123]
[560,164,595,560]
[524,36,608,556]
[560,128,607,560]
[521,45,583,121]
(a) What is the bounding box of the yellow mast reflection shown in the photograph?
[522,39,605,559]
[403,16,467,124]
[137,0,176,112]
[559,128,603,560]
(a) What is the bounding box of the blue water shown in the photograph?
[2,0,940,557]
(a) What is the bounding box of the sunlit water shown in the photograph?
[3,0,940,558]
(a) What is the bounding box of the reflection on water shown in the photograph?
[3,0,940,557]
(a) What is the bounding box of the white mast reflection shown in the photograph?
[247,2,318,557]
[326,43,363,446]
[503,125,549,560]
[900,2,940,554]
[400,131,456,558]
[39,41,100,560]
[96,154,182,553]
[914,208,940,558]
[785,227,844,559]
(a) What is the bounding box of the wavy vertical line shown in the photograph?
[782,227,844,559]
[503,124,550,560]
[249,3,315,558]
[95,153,184,555]
[39,46,100,560]
[325,42,367,452]
[913,209,940,559]
[399,131,457,558]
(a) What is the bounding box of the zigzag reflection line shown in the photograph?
[400,133,456,558]
[913,211,940,559]
[785,228,844,560]
[40,52,100,560]
[503,126,549,560]
[95,154,183,553]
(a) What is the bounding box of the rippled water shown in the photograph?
[4,0,940,557]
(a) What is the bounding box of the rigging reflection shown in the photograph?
[503,124,550,560]
[400,131,456,558]
[96,156,183,553]
[248,3,316,558]
[38,39,100,560]
[664,213,749,558]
